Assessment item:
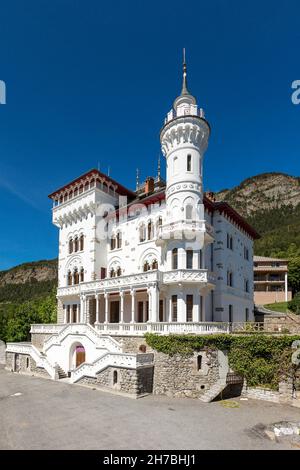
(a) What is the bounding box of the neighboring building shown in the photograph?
[6,57,260,393]
[254,256,291,305]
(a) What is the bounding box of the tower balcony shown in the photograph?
[156,220,214,246]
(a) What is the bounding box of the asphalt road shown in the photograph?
[1,368,300,450]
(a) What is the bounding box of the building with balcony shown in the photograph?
[254,256,291,305]
[6,56,260,396]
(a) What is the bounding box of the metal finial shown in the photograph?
[181,47,189,95]
[136,168,139,191]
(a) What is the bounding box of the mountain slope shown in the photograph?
[215,172,300,256]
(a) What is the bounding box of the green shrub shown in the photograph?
[145,333,299,390]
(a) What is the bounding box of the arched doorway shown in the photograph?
[70,342,86,370]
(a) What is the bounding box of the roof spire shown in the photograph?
[136,168,140,191]
[181,47,189,95]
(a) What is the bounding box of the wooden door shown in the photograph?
[76,347,85,367]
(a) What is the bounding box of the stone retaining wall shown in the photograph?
[5,351,50,378]
[77,364,153,397]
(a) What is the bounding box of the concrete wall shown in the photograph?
[254,291,292,305]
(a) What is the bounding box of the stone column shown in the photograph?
[178,247,185,269]
[120,290,124,323]
[194,292,201,322]
[104,292,109,323]
[80,295,86,323]
[284,272,288,302]
[130,289,136,323]
[147,287,152,322]
[201,294,206,321]
[151,284,159,322]
[193,250,198,270]
[63,305,67,324]
[177,288,185,322]
[95,294,100,324]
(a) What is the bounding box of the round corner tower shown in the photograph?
[160,55,210,224]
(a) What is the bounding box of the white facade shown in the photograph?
[49,60,257,330]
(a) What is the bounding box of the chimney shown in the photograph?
[145,177,155,195]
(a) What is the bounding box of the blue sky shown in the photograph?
[0,0,299,270]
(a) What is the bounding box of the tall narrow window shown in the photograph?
[186,294,193,322]
[186,205,193,220]
[69,238,73,254]
[152,259,158,270]
[143,261,150,272]
[73,268,79,285]
[187,154,192,171]
[67,305,71,323]
[172,295,177,322]
[80,234,84,251]
[116,266,122,277]
[73,304,78,323]
[80,268,84,283]
[113,370,118,385]
[172,248,178,269]
[110,268,115,278]
[74,237,79,252]
[110,236,116,250]
[139,224,146,242]
[198,250,203,269]
[147,221,153,240]
[229,304,233,323]
[100,267,106,279]
[67,271,72,286]
[244,279,249,292]
[186,250,193,269]
[245,308,249,322]
[227,271,233,287]
[117,232,122,248]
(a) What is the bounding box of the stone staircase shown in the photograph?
[199,378,227,403]
[56,365,68,379]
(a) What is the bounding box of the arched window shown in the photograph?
[113,370,118,385]
[139,224,146,242]
[69,238,73,254]
[116,232,122,249]
[80,234,84,251]
[187,154,192,171]
[152,259,158,270]
[26,357,30,369]
[80,268,84,283]
[110,268,115,278]
[79,185,83,194]
[147,221,153,240]
[73,268,79,285]
[186,204,193,220]
[74,187,78,197]
[172,248,178,270]
[84,181,89,191]
[67,270,72,286]
[116,266,122,277]
[74,237,79,252]
[143,261,150,272]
